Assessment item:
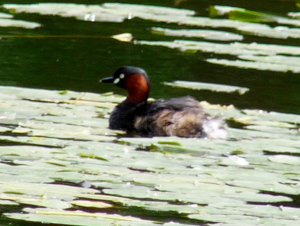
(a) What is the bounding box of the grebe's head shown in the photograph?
[101,66,150,103]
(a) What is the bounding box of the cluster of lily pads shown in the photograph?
[0,86,299,225]
[2,3,300,73]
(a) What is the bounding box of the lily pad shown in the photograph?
[206,58,300,73]
[164,80,249,94]
[5,208,156,226]
[0,18,40,28]
[152,27,243,41]
[211,5,300,26]
[0,12,13,18]
[70,200,112,208]
[268,155,300,166]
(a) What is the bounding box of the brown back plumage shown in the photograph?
[133,97,209,138]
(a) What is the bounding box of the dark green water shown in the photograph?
[0,0,299,114]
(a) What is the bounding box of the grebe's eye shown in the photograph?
[113,73,125,84]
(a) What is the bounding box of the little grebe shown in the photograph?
[101,66,227,139]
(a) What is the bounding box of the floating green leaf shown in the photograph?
[230,9,281,23]
[79,153,109,161]
[0,18,40,28]
[4,208,156,226]
[211,5,300,26]
[268,155,300,166]
[70,200,112,208]
[151,27,243,41]
[206,58,300,73]
[0,12,13,18]
[164,80,249,94]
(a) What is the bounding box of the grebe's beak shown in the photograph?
[100,76,114,83]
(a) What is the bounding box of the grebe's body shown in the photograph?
[101,66,227,139]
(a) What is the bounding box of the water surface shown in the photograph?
[0,0,299,114]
